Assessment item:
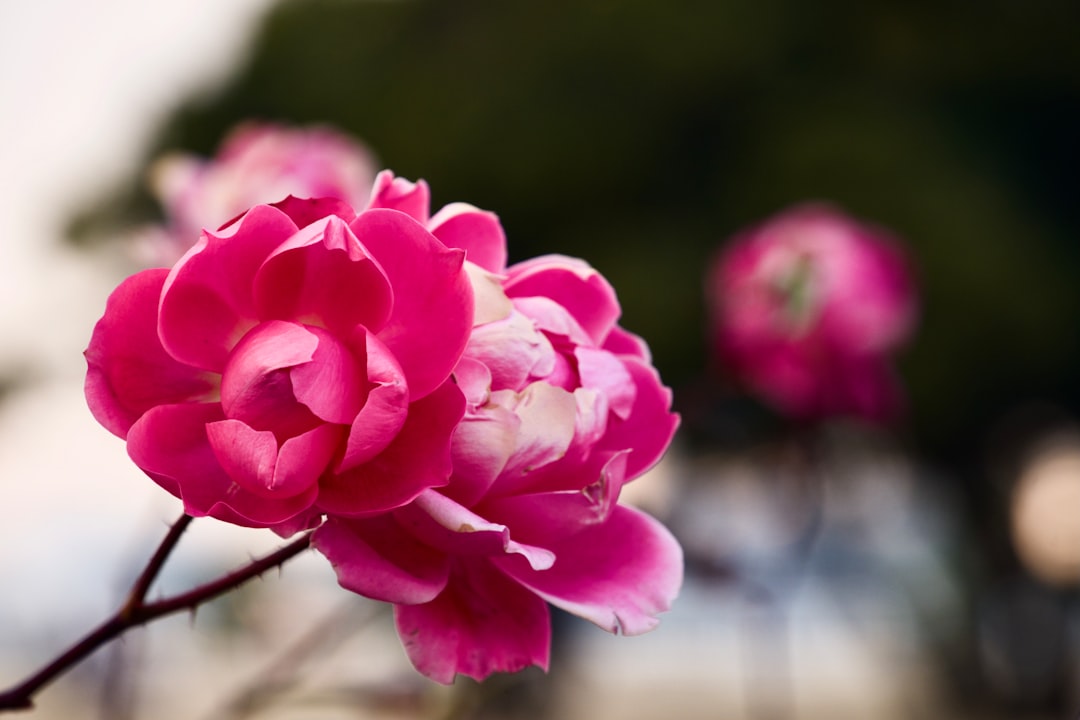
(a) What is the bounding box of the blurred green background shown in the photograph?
[78,0,1080,471]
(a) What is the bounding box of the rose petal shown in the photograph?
[159,204,299,371]
[396,490,555,571]
[575,346,635,420]
[428,202,507,273]
[366,170,430,224]
[84,269,216,438]
[395,560,551,684]
[317,380,464,516]
[494,382,578,494]
[219,321,320,435]
[595,356,679,481]
[464,310,556,391]
[127,403,317,527]
[351,209,473,400]
[602,325,653,362]
[464,263,513,326]
[337,329,409,471]
[504,255,621,346]
[313,514,450,605]
[253,215,393,335]
[478,451,629,544]
[290,327,367,425]
[497,505,682,636]
[445,401,522,506]
[270,195,356,228]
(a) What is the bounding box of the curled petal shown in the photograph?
[452,356,492,407]
[290,327,367,425]
[207,420,340,499]
[511,296,591,347]
[596,357,679,481]
[428,203,507,273]
[464,310,556,391]
[127,403,317,527]
[351,209,473,400]
[397,490,555,570]
[495,382,578,493]
[159,205,299,371]
[479,451,630,543]
[338,330,409,471]
[253,215,393,335]
[313,515,450,605]
[219,321,319,435]
[446,401,522,506]
[85,269,216,438]
[395,560,551,684]
[317,380,464,516]
[504,255,621,346]
[575,346,635,420]
[497,505,682,636]
[367,170,431,224]
[270,195,356,228]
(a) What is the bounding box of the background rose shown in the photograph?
[142,122,377,264]
[86,192,472,528]
[708,204,917,423]
[314,173,683,683]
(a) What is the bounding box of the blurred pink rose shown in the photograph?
[86,194,473,527]
[314,172,683,683]
[708,204,916,423]
[142,122,377,264]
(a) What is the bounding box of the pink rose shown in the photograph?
[314,172,683,683]
[708,204,916,423]
[143,122,377,264]
[86,194,473,527]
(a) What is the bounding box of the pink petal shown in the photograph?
[290,327,366,425]
[219,321,320,436]
[207,420,341,499]
[84,269,216,438]
[316,379,464,516]
[504,255,621,346]
[575,346,635,420]
[253,215,393,336]
[464,310,556,391]
[270,195,356,228]
[396,490,555,570]
[595,357,679,481]
[159,204,299,371]
[479,451,629,543]
[127,403,317,527]
[452,356,493,407]
[337,329,409,471]
[602,324,652,362]
[511,296,592,347]
[497,505,682,636]
[495,382,578,494]
[350,209,473,400]
[464,263,513,325]
[395,559,551,684]
[445,401,521,506]
[366,170,430,224]
[428,202,507,273]
[312,515,450,605]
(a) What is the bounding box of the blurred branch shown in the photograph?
[0,514,312,713]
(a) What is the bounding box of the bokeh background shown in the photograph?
[3,1,1080,718]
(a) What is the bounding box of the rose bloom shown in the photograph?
[313,172,683,683]
[86,192,475,527]
[142,122,377,264]
[708,205,916,423]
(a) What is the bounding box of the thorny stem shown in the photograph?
[0,514,313,713]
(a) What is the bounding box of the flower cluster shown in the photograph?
[86,165,682,682]
[708,205,916,423]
